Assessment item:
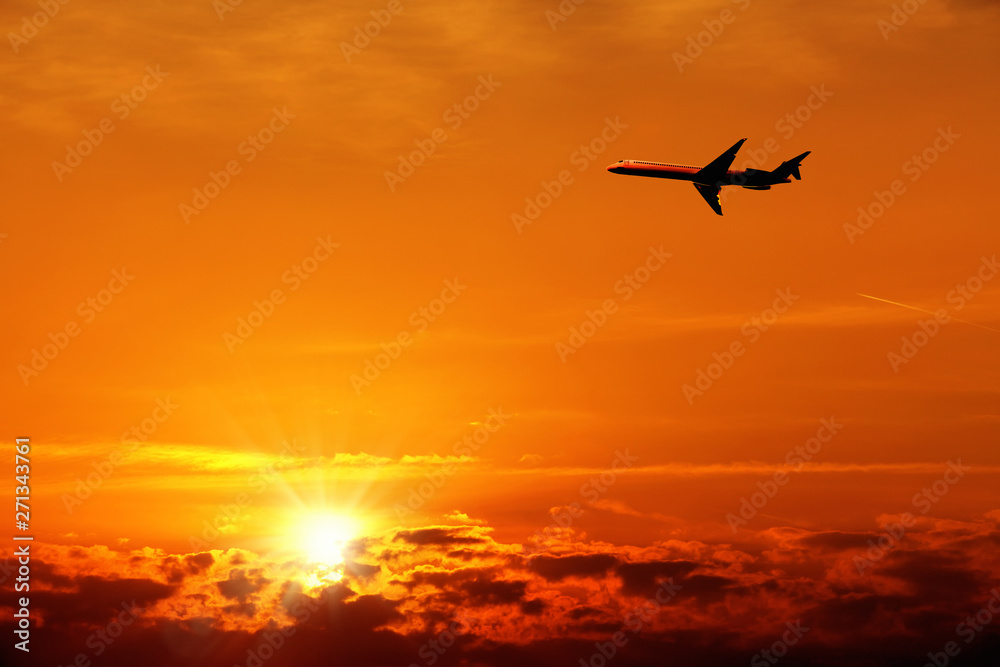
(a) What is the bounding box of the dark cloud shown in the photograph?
[27,575,175,627]
[161,552,215,585]
[615,560,699,596]
[529,553,619,581]
[880,549,984,602]
[675,574,737,603]
[217,568,269,602]
[802,593,911,635]
[797,530,875,551]
[459,573,529,606]
[400,567,487,591]
[568,606,602,619]
[222,601,258,617]
[520,598,547,615]
[28,559,74,589]
[184,552,215,573]
[394,527,486,546]
[344,560,381,580]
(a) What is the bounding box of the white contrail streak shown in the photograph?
[857,293,1000,334]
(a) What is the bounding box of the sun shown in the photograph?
[298,513,359,568]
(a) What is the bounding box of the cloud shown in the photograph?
[26,574,175,628]
[614,560,700,597]
[217,568,270,603]
[529,553,619,581]
[393,527,487,547]
[5,511,1000,666]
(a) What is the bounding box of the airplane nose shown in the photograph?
[606,163,618,172]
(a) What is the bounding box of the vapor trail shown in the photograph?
[857,293,1000,334]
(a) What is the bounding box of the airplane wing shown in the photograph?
[693,183,723,216]
[693,138,747,185]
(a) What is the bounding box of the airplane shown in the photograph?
[606,139,810,215]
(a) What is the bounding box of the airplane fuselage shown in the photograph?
[607,160,788,189]
[604,140,810,215]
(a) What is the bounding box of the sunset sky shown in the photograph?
[2,1,999,665]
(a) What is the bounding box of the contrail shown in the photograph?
[857,293,1000,334]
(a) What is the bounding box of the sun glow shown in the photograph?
[293,513,360,589]
[300,513,358,565]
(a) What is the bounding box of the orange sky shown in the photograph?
[2,1,1000,665]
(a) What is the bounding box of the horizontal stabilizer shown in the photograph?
[773,150,811,181]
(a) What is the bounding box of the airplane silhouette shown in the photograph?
[606,139,810,215]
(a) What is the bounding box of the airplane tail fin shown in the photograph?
[771,151,811,181]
